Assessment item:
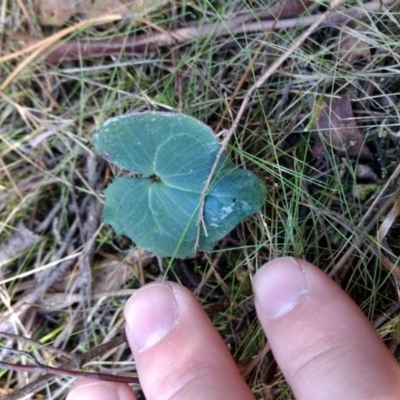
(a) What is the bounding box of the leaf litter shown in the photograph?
[315,94,373,160]
[36,0,169,25]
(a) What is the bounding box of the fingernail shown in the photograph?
[253,257,307,319]
[67,381,118,400]
[124,283,178,352]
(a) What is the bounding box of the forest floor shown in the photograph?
[0,0,400,398]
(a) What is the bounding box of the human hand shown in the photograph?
[67,257,400,400]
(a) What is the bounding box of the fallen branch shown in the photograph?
[2,333,136,400]
[10,0,395,64]
[0,360,138,384]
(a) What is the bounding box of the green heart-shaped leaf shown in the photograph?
[92,112,266,257]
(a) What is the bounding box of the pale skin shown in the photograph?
[67,257,400,400]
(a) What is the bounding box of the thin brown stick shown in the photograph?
[0,332,71,359]
[214,37,269,133]
[194,0,352,251]
[215,0,298,133]
[0,194,88,333]
[0,361,139,384]
[3,334,133,400]
[329,162,400,277]
[8,0,395,65]
[304,203,400,279]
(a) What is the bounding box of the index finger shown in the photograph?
[253,257,400,400]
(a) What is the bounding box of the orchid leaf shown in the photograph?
[93,112,266,257]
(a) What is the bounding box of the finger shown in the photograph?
[66,378,136,400]
[124,282,254,400]
[253,257,400,400]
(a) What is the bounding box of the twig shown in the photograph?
[0,361,138,384]
[307,203,400,279]
[194,0,351,252]
[0,259,76,334]
[0,332,71,360]
[329,162,400,277]
[0,195,90,333]
[3,334,135,400]
[34,201,63,233]
[215,0,302,133]
[8,0,395,65]
[8,1,308,63]
[77,154,102,292]
[0,252,81,286]
[374,302,400,328]
[215,37,271,133]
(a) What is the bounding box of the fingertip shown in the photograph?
[67,379,136,400]
[252,257,400,400]
[253,257,307,320]
[124,282,179,353]
[123,281,254,399]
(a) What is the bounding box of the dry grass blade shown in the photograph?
[0,13,123,92]
[330,162,400,276]
[195,0,350,250]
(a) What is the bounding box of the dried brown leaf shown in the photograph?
[356,164,379,182]
[264,0,314,19]
[92,250,154,293]
[378,195,400,243]
[315,95,373,159]
[332,36,371,66]
[51,250,153,294]
[0,222,41,272]
[37,0,168,26]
